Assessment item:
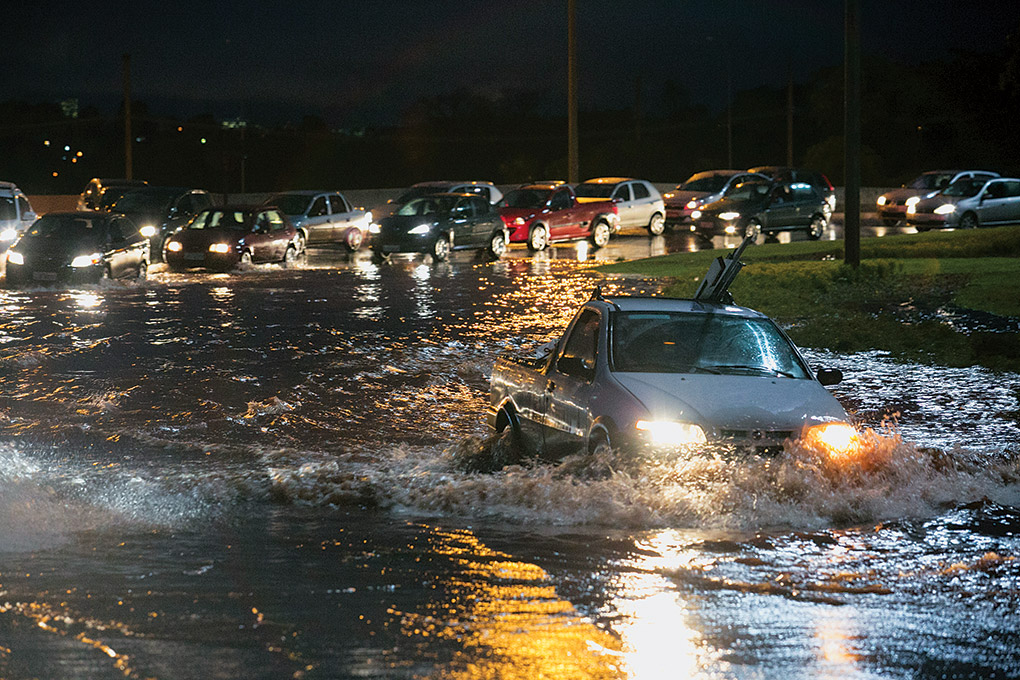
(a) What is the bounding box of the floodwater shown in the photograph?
[1,235,1018,680]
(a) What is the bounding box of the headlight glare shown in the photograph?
[876,195,887,206]
[139,225,158,238]
[408,224,431,235]
[803,422,859,458]
[208,243,231,253]
[719,211,741,221]
[70,253,102,268]
[166,241,182,252]
[690,210,702,220]
[368,223,381,234]
[7,250,24,265]
[905,196,921,208]
[1,228,16,241]
[635,420,707,446]
[933,203,956,215]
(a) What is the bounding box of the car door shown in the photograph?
[611,183,636,228]
[106,216,141,277]
[629,181,656,227]
[470,196,497,246]
[1001,180,1020,225]
[545,188,582,240]
[328,193,356,241]
[447,198,475,249]
[763,183,798,229]
[791,183,821,225]
[249,211,289,262]
[303,195,332,244]
[542,308,601,458]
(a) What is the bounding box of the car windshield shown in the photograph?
[266,194,314,216]
[909,173,955,191]
[724,180,769,200]
[501,189,552,208]
[188,210,249,230]
[395,186,447,204]
[942,178,987,198]
[610,311,810,378]
[680,175,731,193]
[22,214,105,246]
[397,196,457,216]
[112,190,177,213]
[574,183,615,199]
[99,188,135,211]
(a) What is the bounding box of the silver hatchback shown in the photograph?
[574,177,666,235]
[908,177,1020,230]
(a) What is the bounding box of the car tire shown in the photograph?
[295,232,307,254]
[959,212,979,229]
[882,217,900,227]
[487,231,507,259]
[283,245,299,267]
[647,212,666,236]
[807,214,826,240]
[491,421,524,469]
[431,234,451,261]
[345,229,363,252]
[590,221,611,248]
[137,260,148,280]
[527,224,549,252]
[589,430,612,456]
[239,250,253,266]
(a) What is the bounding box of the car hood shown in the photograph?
[664,190,707,207]
[614,372,849,432]
[378,214,441,233]
[914,195,962,212]
[175,228,245,246]
[881,187,928,202]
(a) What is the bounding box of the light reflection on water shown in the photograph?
[0,255,1018,678]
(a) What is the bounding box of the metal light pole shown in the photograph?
[123,54,133,180]
[567,0,578,183]
[844,0,861,267]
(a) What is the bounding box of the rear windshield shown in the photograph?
[610,311,810,378]
[501,189,552,209]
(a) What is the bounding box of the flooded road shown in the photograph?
[1,234,1019,679]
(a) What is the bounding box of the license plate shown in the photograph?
[700,221,713,230]
[33,271,57,281]
[382,245,402,253]
[184,253,205,261]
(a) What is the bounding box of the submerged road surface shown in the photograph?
[1,240,1018,679]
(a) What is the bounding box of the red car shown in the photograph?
[499,183,619,251]
[163,206,303,271]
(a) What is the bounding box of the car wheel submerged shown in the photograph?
[647,212,666,236]
[137,260,148,280]
[345,229,363,252]
[527,225,549,252]
[591,221,611,248]
[283,245,299,267]
[488,231,507,259]
[959,212,979,229]
[807,214,827,240]
[431,235,451,262]
[239,250,253,267]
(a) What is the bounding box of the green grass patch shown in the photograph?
[597,227,1020,370]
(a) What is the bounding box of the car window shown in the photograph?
[943,178,987,198]
[193,193,212,211]
[549,190,572,211]
[574,183,614,199]
[0,197,14,220]
[109,217,138,241]
[330,194,350,214]
[309,196,328,217]
[470,196,490,214]
[559,309,600,379]
[452,199,474,217]
[16,196,32,216]
[791,183,817,201]
[1005,180,1020,197]
[984,182,1007,199]
[266,211,287,231]
[680,174,730,193]
[611,311,810,378]
[190,210,247,230]
[612,184,632,202]
[632,182,650,200]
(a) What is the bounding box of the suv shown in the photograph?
[691,177,830,240]
[877,170,999,226]
[748,166,836,218]
[77,178,147,211]
[0,182,37,247]
[573,177,666,235]
[108,186,214,260]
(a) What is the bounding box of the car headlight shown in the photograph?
[876,195,887,206]
[7,250,24,266]
[70,253,102,268]
[719,211,741,221]
[690,210,702,220]
[905,196,921,208]
[368,223,381,234]
[906,204,917,215]
[139,225,158,238]
[933,203,956,215]
[685,199,698,209]
[635,420,707,446]
[803,422,858,459]
[208,243,231,253]
[514,217,526,225]
[0,228,16,242]
[166,241,182,252]
[408,224,432,235]
[664,192,675,199]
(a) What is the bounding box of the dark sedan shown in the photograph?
[5,212,149,286]
[369,193,509,261]
[110,186,213,260]
[163,206,303,271]
[690,179,830,240]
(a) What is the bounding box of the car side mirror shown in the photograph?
[816,367,843,386]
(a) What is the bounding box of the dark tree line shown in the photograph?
[2,44,1019,194]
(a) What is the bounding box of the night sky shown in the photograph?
[6,1,1020,126]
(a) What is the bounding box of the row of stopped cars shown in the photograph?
[876,169,1020,231]
[369,177,668,261]
[663,166,836,240]
[488,237,858,463]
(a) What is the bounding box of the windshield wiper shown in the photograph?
[702,364,796,378]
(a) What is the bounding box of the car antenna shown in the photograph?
[693,233,755,304]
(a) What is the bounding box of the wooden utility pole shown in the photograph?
[567,0,578,183]
[123,54,133,180]
[844,0,861,267]
[786,70,794,167]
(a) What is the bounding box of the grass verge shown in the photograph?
[597,226,1020,370]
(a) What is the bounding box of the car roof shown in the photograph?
[516,183,563,191]
[594,294,768,319]
[269,190,340,196]
[412,180,494,188]
[581,177,634,184]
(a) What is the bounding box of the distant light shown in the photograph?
[177,126,183,132]
[135,137,142,143]
[200,138,207,144]
[76,151,83,157]
[64,145,70,152]
[71,158,78,163]
[43,140,50,146]
[52,171,59,177]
